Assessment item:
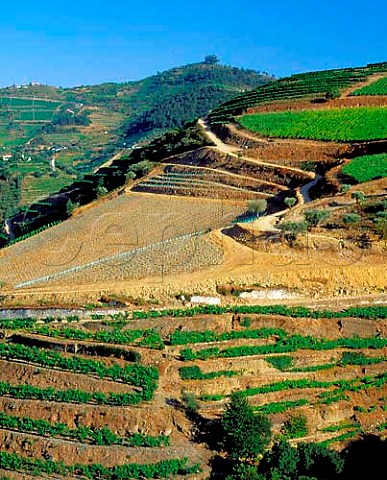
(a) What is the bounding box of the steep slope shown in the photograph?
[1,60,386,301]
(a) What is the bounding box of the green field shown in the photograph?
[342,153,387,182]
[352,77,387,95]
[0,97,59,108]
[21,174,76,205]
[238,107,387,141]
[0,123,41,147]
[0,97,59,122]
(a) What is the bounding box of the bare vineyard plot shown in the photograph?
[0,193,244,288]
[166,147,310,188]
[133,165,280,200]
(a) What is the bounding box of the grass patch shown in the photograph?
[179,365,238,380]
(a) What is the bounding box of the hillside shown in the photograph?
[0,60,386,479]
[0,59,271,223]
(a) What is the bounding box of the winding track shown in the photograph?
[198,119,316,179]
[196,119,323,232]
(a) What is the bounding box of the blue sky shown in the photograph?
[1,0,386,87]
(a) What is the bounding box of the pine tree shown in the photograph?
[220,392,271,460]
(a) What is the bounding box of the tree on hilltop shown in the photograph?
[204,55,220,65]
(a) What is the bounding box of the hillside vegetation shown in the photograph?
[0,59,387,480]
[0,59,271,226]
[208,61,387,124]
[0,306,385,479]
[238,107,387,141]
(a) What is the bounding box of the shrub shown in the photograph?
[281,414,308,439]
[284,197,297,208]
[266,355,294,371]
[240,317,252,327]
[181,391,199,414]
[247,199,267,215]
[304,209,330,227]
[342,213,361,225]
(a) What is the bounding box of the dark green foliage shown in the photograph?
[132,303,387,321]
[240,317,252,327]
[181,391,199,414]
[304,209,330,227]
[3,305,386,333]
[0,381,146,406]
[342,213,361,225]
[297,442,344,479]
[220,392,271,460]
[259,440,300,479]
[0,451,200,478]
[120,63,272,141]
[23,324,164,348]
[0,167,21,226]
[342,153,387,182]
[201,372,387,404]
[179,365,238,380]
[266,355,294,371]
[209,62,387,124]
[0,412,169,447]
[0,343,158,403]
[351,191,365,204]
[258,440,343,480]
[172,327,286,346]
[281,414,308,439]
[339,351,386,366]
[180,334,387,361]
[284,197,297,208]
[225,463,264,480]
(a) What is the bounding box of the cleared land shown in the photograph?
[238,107,387,142]
[0,193,244,288]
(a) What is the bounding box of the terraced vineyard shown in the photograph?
[352,76,387,96]
[131,145,310,204]
[0,304,385,478]
[0,193,244,288]
[0,97,60,122]
[208,63,387,124]
[133,165,277,200]
[0,312,206,479]
[238,107,387,142]
[342,153,387,182]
